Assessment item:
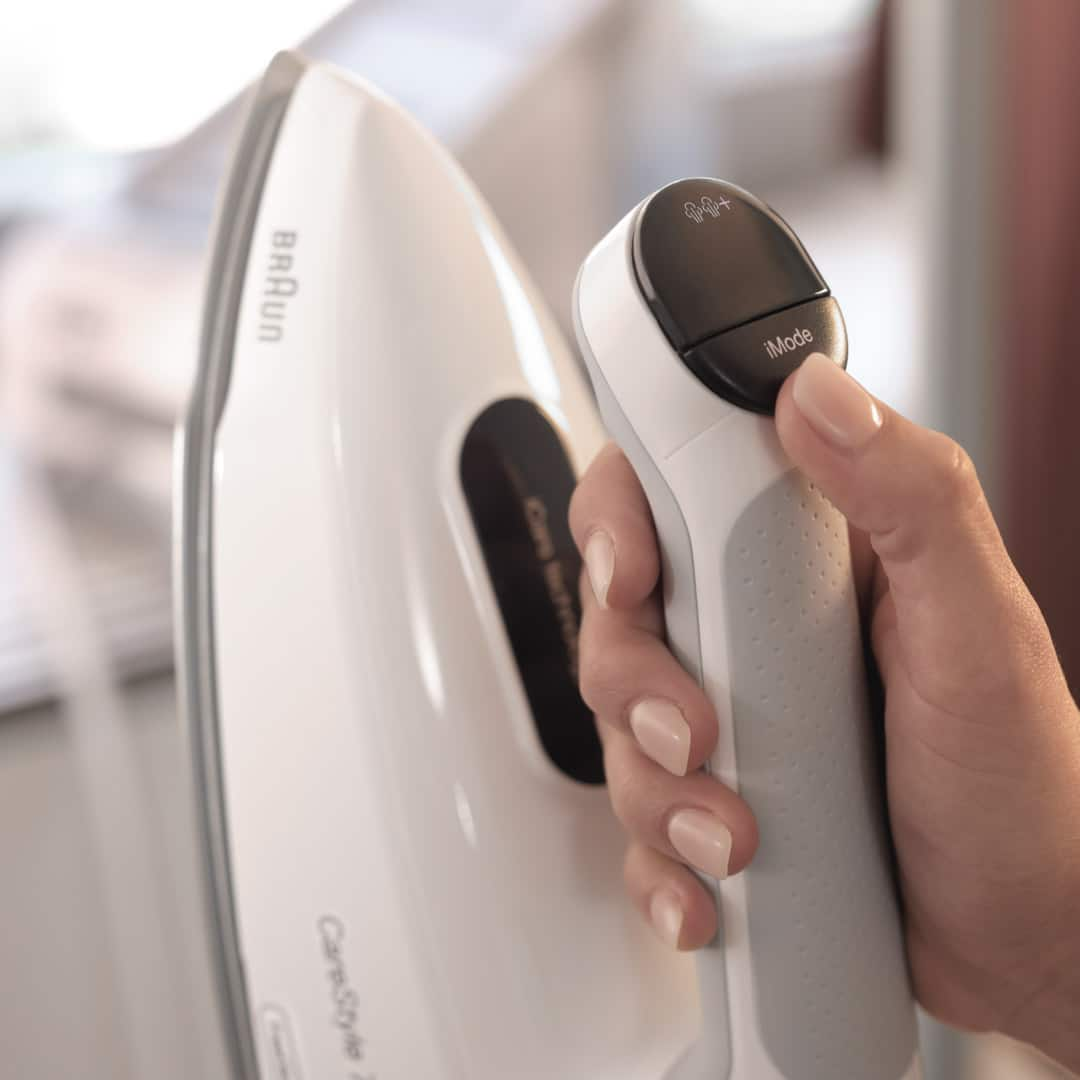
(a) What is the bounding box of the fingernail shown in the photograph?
[630,699,691,776]
[584,530,615,607]
[792,352,883,450]
[668,809,732,880]
[649,890,684,950]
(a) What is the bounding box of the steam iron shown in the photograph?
[176,52,695,1079]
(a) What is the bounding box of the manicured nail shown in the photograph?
[668,809,733,880]
[630,699,691,776]
[792,352,883,450]
[584,530,615,607]
[649,890,684,950]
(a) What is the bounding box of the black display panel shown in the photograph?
[460,398,603,785]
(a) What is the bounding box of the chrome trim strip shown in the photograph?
[174,50,308,1080]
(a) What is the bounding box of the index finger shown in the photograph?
[569,442,660,611]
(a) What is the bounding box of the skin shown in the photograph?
[568,371,1080,1071]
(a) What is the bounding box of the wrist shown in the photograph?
[1005,956,1080,1075]
[1000,836,1080,1072]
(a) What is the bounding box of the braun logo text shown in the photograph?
[764,327,814,360]
[258,231,298,344]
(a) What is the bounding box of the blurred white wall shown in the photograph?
[0,2,349,150]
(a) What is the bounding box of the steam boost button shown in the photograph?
[632,177,829,351]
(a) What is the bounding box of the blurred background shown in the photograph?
[0,0,1077,1076]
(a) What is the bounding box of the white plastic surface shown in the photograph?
[210,64,696,1080]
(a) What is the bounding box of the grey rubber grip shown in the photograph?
[724,472,915,1078]
[575,303,914,1077]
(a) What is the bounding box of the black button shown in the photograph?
[632,178,828,351]
[683,297,847,415]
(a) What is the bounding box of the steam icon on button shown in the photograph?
[683,194,732,223]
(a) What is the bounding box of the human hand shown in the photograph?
[569,353,1080,1071]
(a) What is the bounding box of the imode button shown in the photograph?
[682,297,847,415]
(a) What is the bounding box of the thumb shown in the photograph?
[774,352,1060,715]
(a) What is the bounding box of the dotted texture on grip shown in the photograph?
[725,472,915,1079]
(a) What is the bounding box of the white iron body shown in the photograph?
[574,199,922,1080]
[177,54,696,1080]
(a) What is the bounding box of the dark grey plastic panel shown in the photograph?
[725,472,916,1079]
